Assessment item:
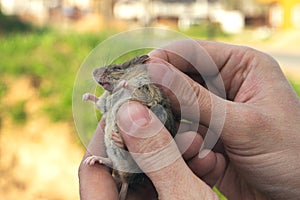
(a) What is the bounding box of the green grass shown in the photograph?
[213,187,228,200]
[290,79,300,97]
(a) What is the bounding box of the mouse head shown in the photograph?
[93,55,149,92]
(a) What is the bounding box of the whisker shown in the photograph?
[83,78,97,88]
[104,50,115,66]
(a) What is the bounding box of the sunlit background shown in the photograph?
[0,0,299,199]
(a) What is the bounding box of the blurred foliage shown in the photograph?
[0,79,8,98]
[180,22,230,39]
[213,187,228,200]
[0,10,34,34]
[0,29,113,122]
[9,100,27,124]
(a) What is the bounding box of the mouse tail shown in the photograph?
[119,181,129,200]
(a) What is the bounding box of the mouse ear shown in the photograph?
[121,55,150,69]
[134,55,150,64]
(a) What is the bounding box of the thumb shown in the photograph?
[117,101,180,173]
[117,101,217,199]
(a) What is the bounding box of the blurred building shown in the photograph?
[3,0,295,32]
[0,0,246,33]
[0,0,93,24]
[258,0,300,29]
[113,0,245,33]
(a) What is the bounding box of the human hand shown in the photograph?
[79,40,300,200]
[147,40,300,200]
[78,105,221,200]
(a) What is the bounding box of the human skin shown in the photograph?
[78,40,300,200]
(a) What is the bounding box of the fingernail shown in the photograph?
[117,102,151,135]
[198,149,211,159]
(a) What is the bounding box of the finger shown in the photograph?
[175,131,203,160]
[149,40,285,102]
[79,119,118,200]
[175,132,226,187]
[117,101,216,199]
[149,39,221,76]
[201,153,226,187]
[148,39,244,97]
[175,128,225,159]
[190,125,225,155]
[149,39,241,76]
[147,61,208,123]
[188,150,226,186]
[148,40,238,101]
[147,61,227,134]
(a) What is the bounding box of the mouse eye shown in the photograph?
[113,66,121,70]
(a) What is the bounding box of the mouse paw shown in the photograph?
[118,80,128,88]
[82,93,99,103]
[112,131,125,149]
[117,80,134,91]
[83,155,113,167]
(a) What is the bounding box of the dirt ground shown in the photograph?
[0,76,83,200]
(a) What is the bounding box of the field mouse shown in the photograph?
[82,55,176,200]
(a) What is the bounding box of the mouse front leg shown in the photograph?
[117,80,135,91]
[82,93,99,103]
[83,92,109,114]
[117,80,128,88]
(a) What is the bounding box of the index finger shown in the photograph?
[149,39,226,77]
[148,39,228,105]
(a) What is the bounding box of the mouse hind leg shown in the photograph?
[83,155,113,167]
[111,131,125,149]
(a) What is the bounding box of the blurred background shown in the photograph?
[0,0,299,199]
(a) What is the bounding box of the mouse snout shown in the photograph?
[93,67,107,85]
[93,67,105,77]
